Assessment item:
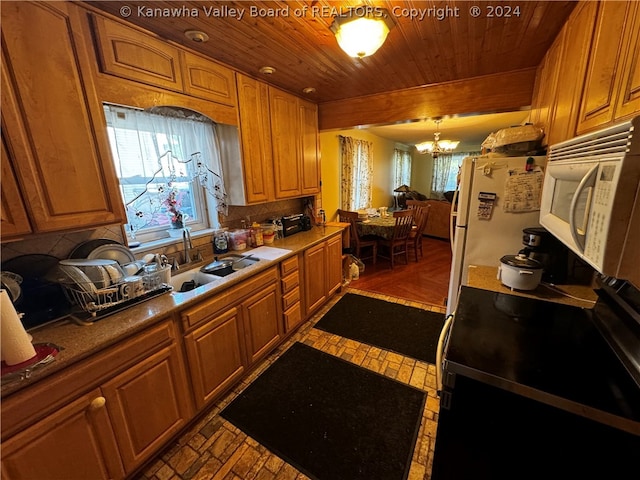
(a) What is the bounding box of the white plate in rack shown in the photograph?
[87,244,136,265]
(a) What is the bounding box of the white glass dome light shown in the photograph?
[331,8,395,58]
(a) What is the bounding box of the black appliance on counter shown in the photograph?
[519,226,569,284]
[281,214,312,237]
[433,283,640,479]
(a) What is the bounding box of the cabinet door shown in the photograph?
[102,343,192,473]
[577,1,632,133]
[531,39,563,144]
[304,242,328,316]
[184,307,246,409]
[242,282,282,364]
[270,87,302,199]
[91,14,183,91]
[615,2,640,120]
[236,74,275,203]
[299,99,321,195]
[546,1,597,145]
[182,52,237,105]
[1,389,124,480]
[0,2,125,233]
[0,134,31,239]
[326,235,343,296]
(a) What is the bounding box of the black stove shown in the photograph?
[445,286,640,431]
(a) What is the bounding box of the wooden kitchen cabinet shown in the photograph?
[0,135,32,239]
[0,319,189,480]
[184,307,246,409]
[530,37,563,144]
[91,14,184,92]
[1,389,124,480]
[181,267,280,408]
[182,51,237,106]
[303,234,343,317]
[280,254,303,333]
[101,342,192,473]
[0,2,125,237]
[270,86,321,199]
[577,1,640,133]
[234,73,275,204]
[241,282,282,364]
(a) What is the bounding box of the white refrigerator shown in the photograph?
[446,155,546,315]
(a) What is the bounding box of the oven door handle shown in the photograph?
[436,313,455,396]
[569,164,598,252]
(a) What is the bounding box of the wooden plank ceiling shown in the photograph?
[85,1,576,105]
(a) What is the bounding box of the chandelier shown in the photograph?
[415,119,460,158]
[330,7,396,58]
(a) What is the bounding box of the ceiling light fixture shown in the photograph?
[330,7,395,58]
[415,119,460,158]
[184,30,209,43]
[259,66,276,75]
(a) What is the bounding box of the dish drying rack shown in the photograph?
[59,266,172,318]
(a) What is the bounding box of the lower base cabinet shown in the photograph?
[304,234,343,317]
[0,320,192,480]
[181,267,282,409]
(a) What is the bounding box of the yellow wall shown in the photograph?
[319,129,412,222]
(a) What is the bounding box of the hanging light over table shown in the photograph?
[415,119,460,158]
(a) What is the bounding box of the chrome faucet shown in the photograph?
[182,229,193,264]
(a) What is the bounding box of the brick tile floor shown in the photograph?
[135,288,445,480]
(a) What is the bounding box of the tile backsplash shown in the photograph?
[1,198,313,264]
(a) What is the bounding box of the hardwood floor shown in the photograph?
[349,236,452,308]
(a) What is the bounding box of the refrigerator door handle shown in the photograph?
[449,189,460,253]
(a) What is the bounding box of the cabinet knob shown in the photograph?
[89,396,106,411]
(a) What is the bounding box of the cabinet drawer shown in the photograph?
[283,286,300,310]
[284,302,303,332]
[281,271,299,294]
[281,255,299,276]
[91,15,184,91]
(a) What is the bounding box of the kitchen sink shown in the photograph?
[169,254,260,293]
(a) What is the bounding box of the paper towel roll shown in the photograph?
[1,289,36,366]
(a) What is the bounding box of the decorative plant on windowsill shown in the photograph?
[160,185,185,229]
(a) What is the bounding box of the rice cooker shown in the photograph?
[497,254,544,290]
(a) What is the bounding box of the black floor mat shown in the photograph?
[221,342,426,480]
[314,293,446,363]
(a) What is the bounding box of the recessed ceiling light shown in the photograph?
[184,30,209,43]
[259,66,276,75]
[303,87,316,94]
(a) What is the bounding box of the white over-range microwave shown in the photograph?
[540,116,640,281]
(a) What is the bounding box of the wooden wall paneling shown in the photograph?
[615,1,640,119]
[318,69,537,130]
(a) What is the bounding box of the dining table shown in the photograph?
[356,215,398,240]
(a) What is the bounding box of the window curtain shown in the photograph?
[393,148,412,189]
[431,151,480,198]
[340,135,373,211]
[104,105,228,225]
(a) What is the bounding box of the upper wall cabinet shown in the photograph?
[0,2,125,239]
[235,74,275,204]
[0,135,32,238]
[270,87,321,200]
[91,15,237,107]
[577,1,640,133]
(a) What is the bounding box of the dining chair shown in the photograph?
[408,204,431,262]
[337,209,378,264]
[377,209,414,268]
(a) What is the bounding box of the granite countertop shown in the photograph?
[1,225,344,397]
[467,264,598,309]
